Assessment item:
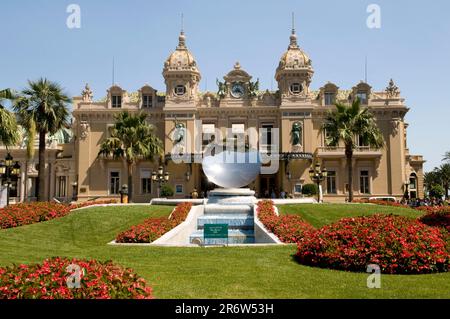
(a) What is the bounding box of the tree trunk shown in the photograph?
[127,162,133,203]
[445,183,449,200]
[345,145,354,202]
[37,131,46,202]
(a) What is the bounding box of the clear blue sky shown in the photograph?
[1,0,449,171]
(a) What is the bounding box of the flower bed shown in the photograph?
[0,200,120,230]
[116,202,192,243]
[0,202,71,229]
[296,214,450,274]
[0,257,152,299]
[256,200,315,243]
[69,199,118,210]
[366,199,407,208]
[353,199,406,208]
[418,206,450,232]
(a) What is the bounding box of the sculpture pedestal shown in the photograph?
[190,188,256,245]
[207,188,256,206]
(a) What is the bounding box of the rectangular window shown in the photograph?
[324,93,335,106]
[326,171,337,194]
[112,95,122,108]
[358,135,369,147]
[360,170,370,194]
[141,170,152,194]
[202,124,216,147]
[142,94,152,108]
[294,184,302,194]
[29,177,38,198]
[231,124,245,151]
[106,124,114,138]
[175,184,183,194]
[356,91,368,104]
[109,171,120,195]
[57,176,67,197]
[261,124,273,146]
[231,124,245,134]
[324,129,336,147]
[9,179,18,198]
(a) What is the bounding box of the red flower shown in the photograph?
[0,257,153,299]
[116,203,192,243]
[418,207,450,233]
[0,200,119,230]
[296,214,450,274]
[256,200,315,244]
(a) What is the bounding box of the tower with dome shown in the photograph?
[0,18,423,203]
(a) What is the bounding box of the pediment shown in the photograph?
[223,62,252,83]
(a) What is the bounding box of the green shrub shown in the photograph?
[302,184,318,196]
[160,184,174,197]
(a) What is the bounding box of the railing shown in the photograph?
[317,146,381,153]
[408,155,424,162]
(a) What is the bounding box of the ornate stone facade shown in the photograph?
[2,24,424,203]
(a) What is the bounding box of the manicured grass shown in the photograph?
[277,203,422,228]
[0,204,449,299]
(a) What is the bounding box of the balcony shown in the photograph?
[317,146,382,159]
[407,154,425,164]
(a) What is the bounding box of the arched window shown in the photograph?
[320,82,338,106]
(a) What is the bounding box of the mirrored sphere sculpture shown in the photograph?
[202,151,261,188]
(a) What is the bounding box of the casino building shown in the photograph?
[0,24,425,203]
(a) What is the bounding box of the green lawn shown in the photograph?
[278,203,422,228]
[0,204,449,299]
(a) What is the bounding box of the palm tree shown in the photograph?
[438,163,450,199]
[322,99,384,202]
[14,79,71,201]
[443,151,450,163]
[98,111,163,202]
[424,170,441,191]
[0,89,20,147]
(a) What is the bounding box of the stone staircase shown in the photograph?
[189,189,256,245]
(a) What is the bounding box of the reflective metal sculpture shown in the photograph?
[202,151,261,188]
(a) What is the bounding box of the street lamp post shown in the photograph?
[404,180,410,201]
[309,162,327,204]
[71,182,78,201]
[151,166,169,198]
[0,153,21,206]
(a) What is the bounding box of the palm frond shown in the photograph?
[14,78,71,135]
[0,88,20,146]
[322,99,384,151]
[98,111,163,163]
[443,151,450,162]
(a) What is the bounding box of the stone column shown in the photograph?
[19,161,26,202]
[49,161,56,201]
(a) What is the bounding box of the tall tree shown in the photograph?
[322,99,384,202]
[438,163,450,199]
[0,89,20,147]
[443,151,450,163]
[98,111,163,202]
[14,79,71,201]
[424,169,442,190]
